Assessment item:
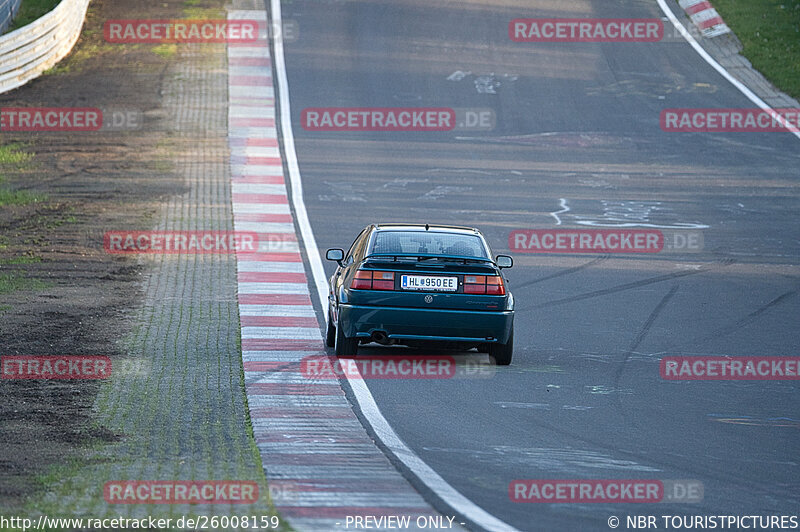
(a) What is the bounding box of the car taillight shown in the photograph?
[486,275,505,295]
[464,275,486,294]
[351,270,373,290]
[351,270,395,290]
[372,271,395,290]
[464,274,505,295]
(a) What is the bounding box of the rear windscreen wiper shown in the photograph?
[415,256,487,264]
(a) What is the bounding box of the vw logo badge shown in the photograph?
[424,295,434,304]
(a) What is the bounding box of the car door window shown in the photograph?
[345,228,369,266]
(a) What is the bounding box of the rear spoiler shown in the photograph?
[365,253,493,264]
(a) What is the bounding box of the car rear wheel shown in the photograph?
[488,328,513,366]
[334,315,358,357]
[325,310,336,348]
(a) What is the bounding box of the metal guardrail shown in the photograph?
[0,0,23,34]
[0,0,91,94]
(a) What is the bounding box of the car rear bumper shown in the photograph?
[338,304,514,344]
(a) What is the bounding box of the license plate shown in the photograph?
[400,275,458,292]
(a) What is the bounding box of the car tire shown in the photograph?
[334,315,358,357]
[488,328,513,366]
[325,310,336,348]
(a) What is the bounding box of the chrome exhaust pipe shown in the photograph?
[371,331,392,345]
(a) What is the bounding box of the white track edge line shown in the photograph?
[267,12,328,316]
[268,0,520,530]
[656,0,800,140]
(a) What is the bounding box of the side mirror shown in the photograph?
[326,248,344,265]
[495,255,513,269]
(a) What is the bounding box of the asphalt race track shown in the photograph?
[275,0,800,529]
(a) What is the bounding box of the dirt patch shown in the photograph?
[0,0,223,511]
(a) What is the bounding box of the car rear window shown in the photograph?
[371,231,488,258]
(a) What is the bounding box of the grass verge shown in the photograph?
[0,188,46,206]
[709,0,800,100]
[0,143,45,206]
[6,0,61,33]
[0,272,50,294]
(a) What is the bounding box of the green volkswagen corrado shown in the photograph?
[325,224,515,365]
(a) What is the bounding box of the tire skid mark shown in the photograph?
[612,285,680,413]
[678,286,800,348]
[519,265,711,311]
[512,256,608,291]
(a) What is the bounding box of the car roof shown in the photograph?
[372,223,482,236]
